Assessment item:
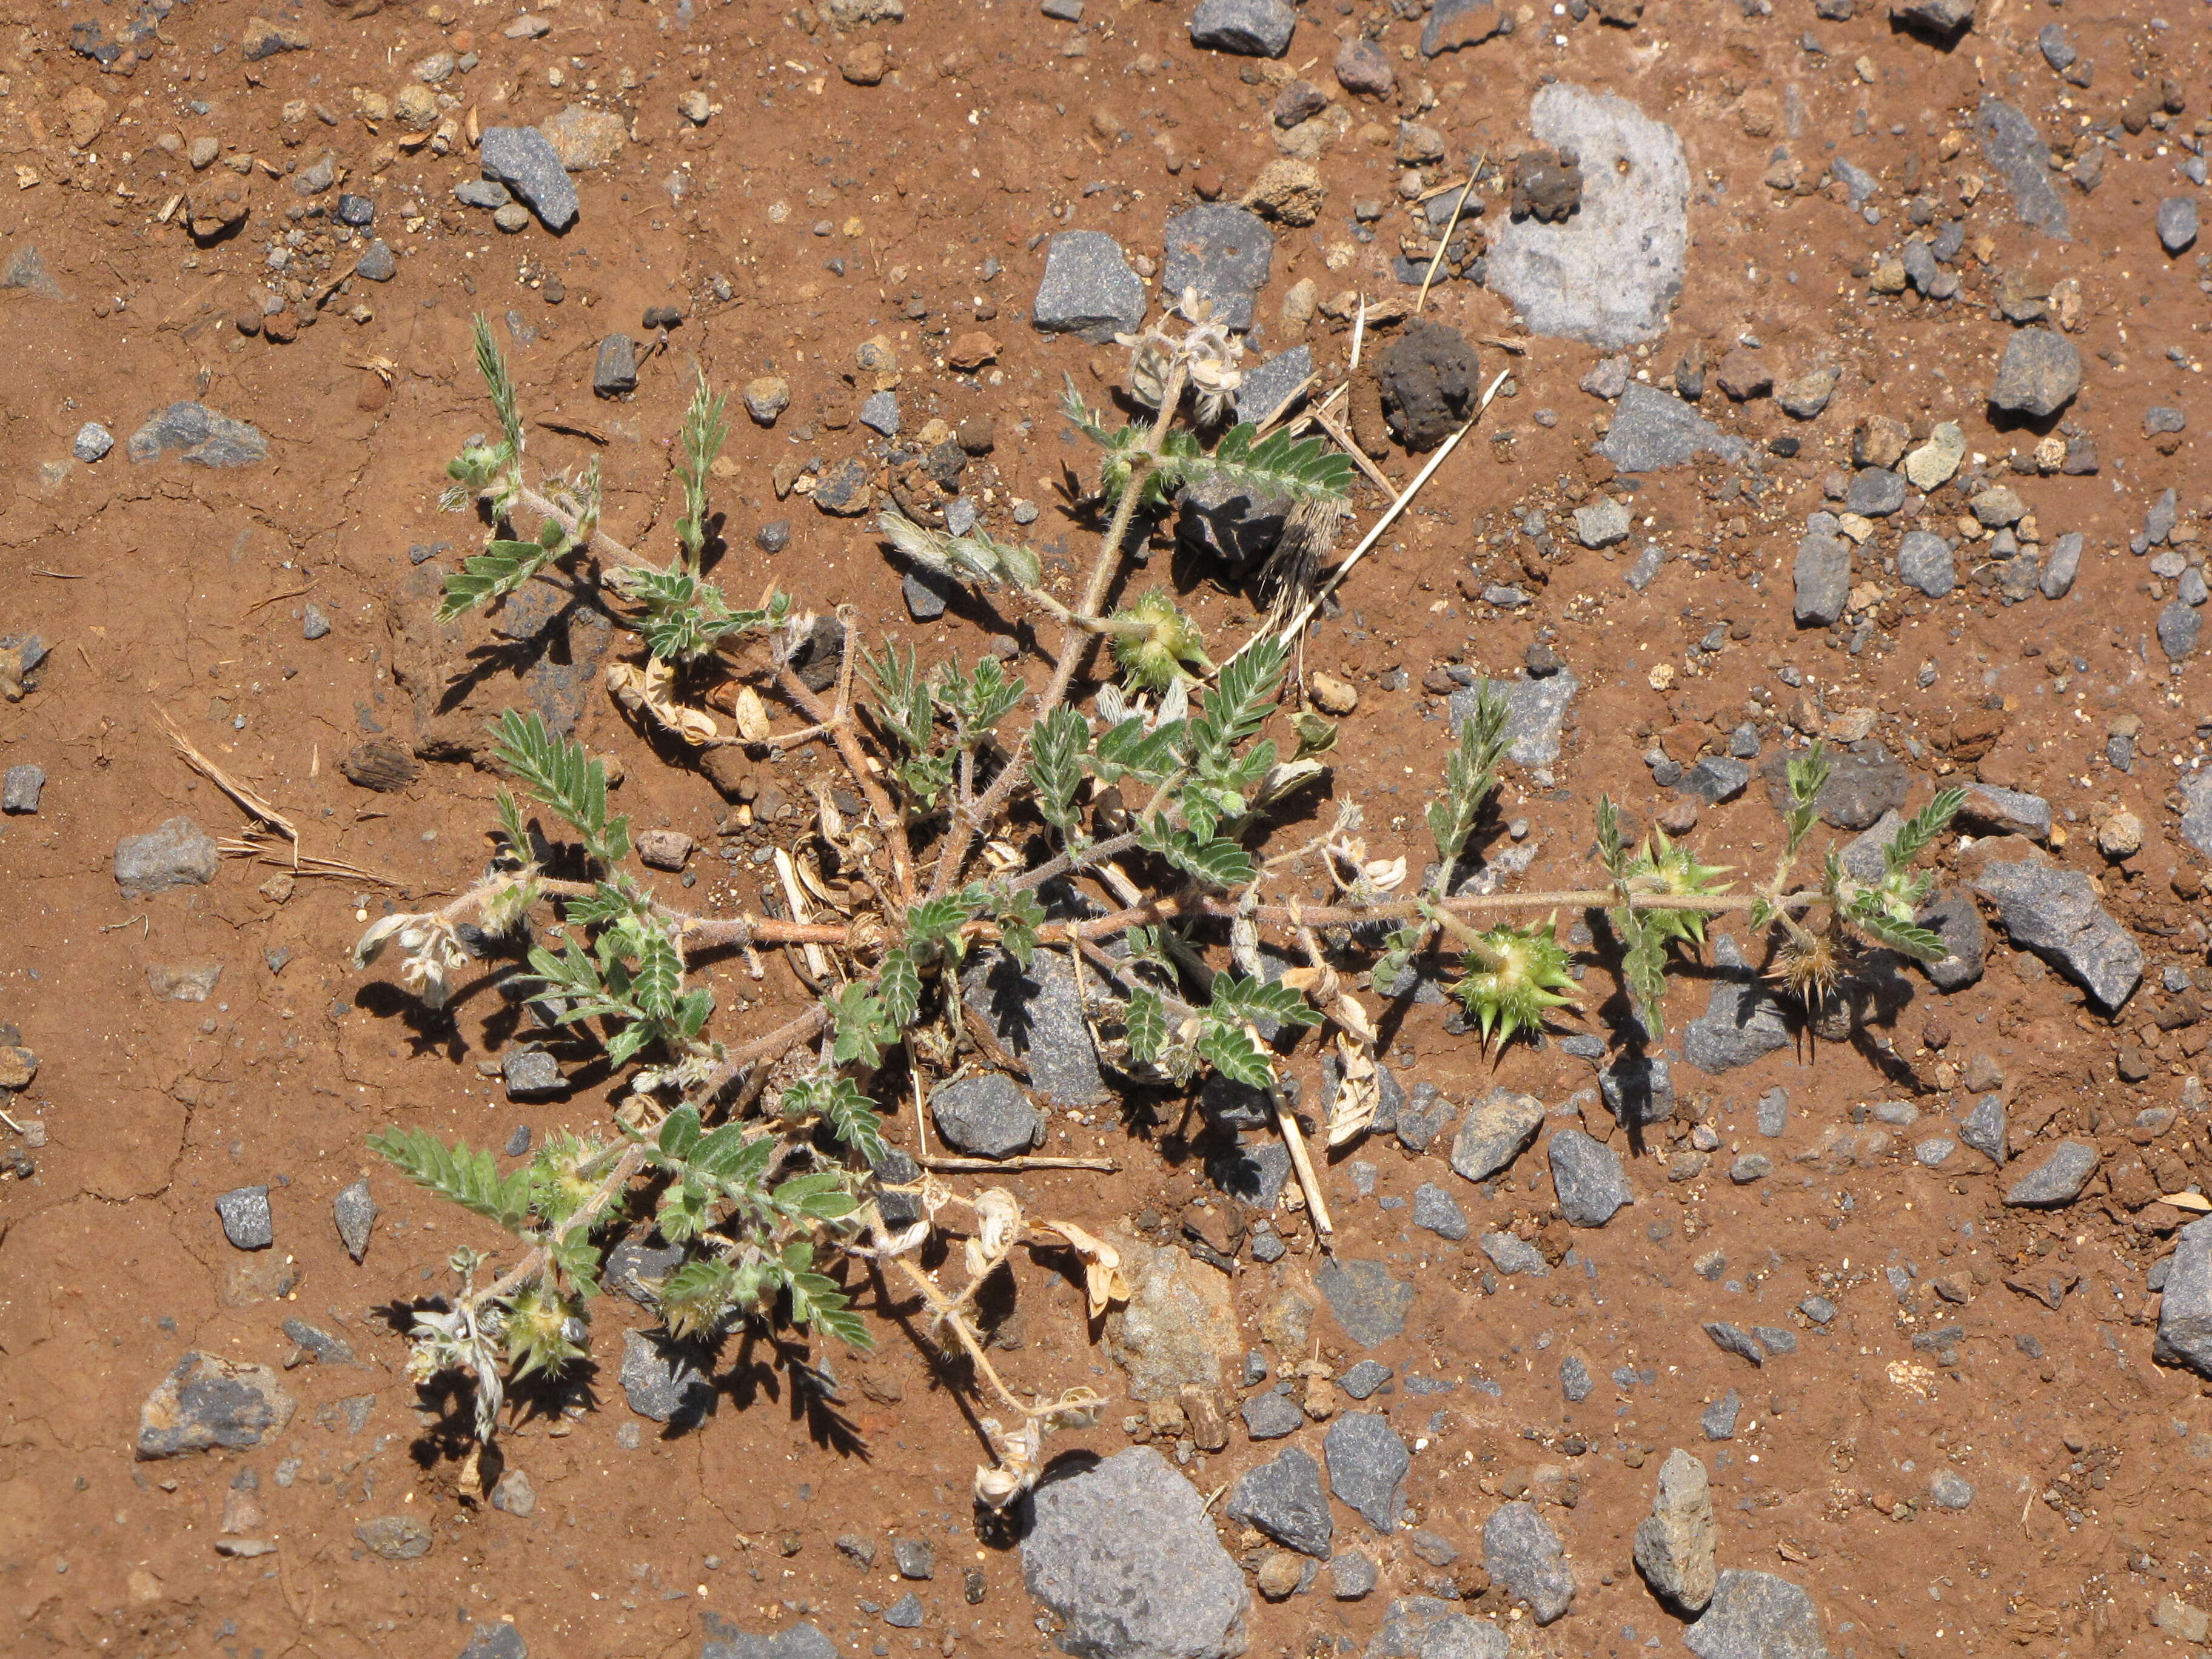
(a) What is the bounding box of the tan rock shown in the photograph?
[543,104,626,170]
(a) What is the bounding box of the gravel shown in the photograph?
[333,1179,377,1261]
[2159,196,2199,254]
[1988,327,2082,417]
[1450,669,1581,766]
[1410,1182,1469,1240]
[1031,231,1146,342]
[1683,935,1793,1072]
[503,1048,566,1101]
[73,421,113,461]
[1483,1500,1574,1624]
[127,402,268,467]
[1020,1447,1248,1659]
[593,333,639,397]
[1597,382,1749,472]
[1929,1470,1976,1510]
[478,126,578,231]
[216,1185,273,1250]
[1969,849,2142,1010]
[1634,1448,1717,1613]
[1548,1128,1631,1227]
[1959,1093,2007,1164]
[136,1351,296,1458]
[3,764,45,814]
[1447,1088,1546,1183]
[1315,1258,1416,1349]
[1188,0,1296,56]
[1480,1230,1549,1277]
[1159,203,1275,330]
[1326,1413,1410,1533]
[961,950,1108,1105]
[1366,1597,1509,1657]
[2003,1139,2099,1207]
[1701,1388,1742,1440]
[1973,96,2070,241]
[1241,1390,1304,1440]
[2155,1217,2212,1378]
[1791,532,1852,626]
[1227,1446,1333,1558]
[618,1329,716,1426]
[928,1073,1043,1159]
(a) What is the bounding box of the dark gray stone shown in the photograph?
[962,950,1108,1105]
[1685,1569,1829,1659]
[216,1186,273,1251]
[1326,1413,1410,1533]
[1729,1154,1771,1184]
[1811,752,1908,830]
[1683,935,1793,1073]
[2159,197,2199,255]
[1483,1501,1573,1624]
[1480,1230,1548,1276]
[2182,770,2212,860]
[72,421,113,462]
[1973,97,2068,242]
[929,1073,1043,1159]
[1489,84,1689,349]
[2037,22,2074,69]
[1450,669,1580,768]
[1752,1327,1796,1356]
[1199,1071,1273,1133]
[503,1047,566,1100]
[858,390,900,437]
[1448,1088,1546,1182]
[1032,231,1145,343]
[1338,1359,1392,1399]
[301,604,332,641]
[1394,1085,1455,1155]
[1677,757,1751,805]
[2003,1139,2097,1207]
[1332,1552,1379,1603]
[0,244,65,300]
[3,763,45,814]
[1704,1322,1764,1367]
[1970,852,2141,1009]
[282,1316,355,1365]
[893,1538,933,1581]
[882,1594,923,1628]
[458,1624,527,1659]
[457,178,512,209]
[1161,203,1275,331]
[2154,1216,2212,1378]
[1188,0,1296,58]
[605,1239,686,1305]
[811,459,871,517]
[1916,886,1988,991]
[617,1329,714,1426]
[136,1352,295,1459]
[1410,1183,1468,1241]
[593,334,639,397]
[1701,1389,1741,1440]
[1365,1596,1509,1658]
[1597,383,1749,472]
[1601,1053,1675,1125]
[2159,602,2201,663]
[1228,1446,1333,1557]
[1988,327,2081,418]
[357,1515,434,1560]
[1560,1355,1592,1400]
[354,239,397,281]
[1020,1447,1248,1659]
[333,1179,376,1261]
[1929,1471,1975,1510]
[1757,1088,1788,1136]
[1844,469,1906,517]
[1792,533,1851,626]
[1959,784,2051,842]
[1800,1296,1835,1324]
[1959,1093,2006,1164]
[479,127,578,232]
[1176,472,1290,569]
[1236,346,1312,426]
[1209,1139,1292,1209]
[1549,1128,1630,1227]
[126,402,268,468]
[1315,1258,1415,1349]
[1241,1390,1303,1439]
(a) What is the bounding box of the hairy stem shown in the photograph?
[925,361,1190,903]
[477,1142,648,1307]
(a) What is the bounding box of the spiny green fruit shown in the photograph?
[1629,831,1731,948]
[1451,916,1581,1051]
[503,1284,586,1379]
[1110,589,1209,689]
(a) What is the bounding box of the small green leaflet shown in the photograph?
[783,1074,887,1165]
[877,947,922,1029]
[1849,897,1949,962]
[439,538,556,621]
[1196,1017,1275,1090]
[1136,818,1256,890]
[826,982,895,1069]
[1207,974,1320,1028]
[1027,705,1089,834]
[1125,987,1169,1064]
[369,1127,535,1232]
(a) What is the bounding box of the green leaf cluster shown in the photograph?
[492,709,631,864]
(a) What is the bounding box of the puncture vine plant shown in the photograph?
[357,300,1965,1500]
